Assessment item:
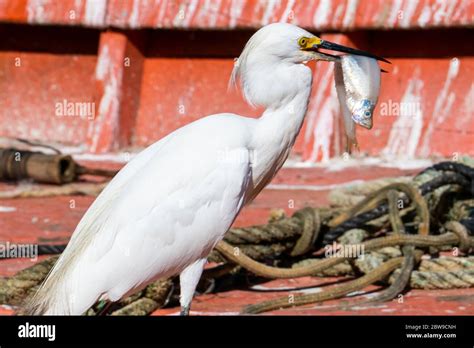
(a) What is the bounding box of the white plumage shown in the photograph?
[25,22,383,315]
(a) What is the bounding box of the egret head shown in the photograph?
[231,23,388,108]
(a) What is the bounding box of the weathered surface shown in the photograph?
[0,1,473,159]
[1,0,472,30]
[1,163,473,315]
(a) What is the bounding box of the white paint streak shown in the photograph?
[417,1,432,27]
[172,3,188,27]
[416,0,459,27]
[420,59,460,156]
[229,0,245,28]
[97,75,120,126]
[73,0,82,17]
[452,0,471,24]
[298,287,324,295]
[172,0,199,27]
[84,0,107,27]
[312,0,331,28]
[279,0,295,23]
[95,45,110,80]
[156,0,168,27]
[260,0,279,25]
[382,70,424,158]
[183,0,199,27]
[0,206,16,213]
[443,0,458,25]
[309,86,338,163]
[197,0,222,27]
[210,0,224,27]
[400,0,419,28]
[387,0,403,27]
[433,0,449,25]
[346,290,367,296]
[26,0,50,24]
[90,44,123,152]
[342,0,358,28]
[128,0,141,28]
[332,4,344,27]
[455,83,474,129]
[304,66,333,142]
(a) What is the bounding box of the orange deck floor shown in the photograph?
[0,162,473,315]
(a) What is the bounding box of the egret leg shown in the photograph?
[179,258,207,316]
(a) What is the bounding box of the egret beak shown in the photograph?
[305,37,391,64]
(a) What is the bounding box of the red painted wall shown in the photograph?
[0,0,472,161]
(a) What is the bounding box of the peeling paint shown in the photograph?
[332,3,345,27]
[313,86,338,163]
[279,0,295,23]
[260,0,279,25]
[420,58,460,156]
[229,0,245,28]
[90,41,123,152]
[443,0,459,25]
[8,0,474,29]
[0,206,16,213]
[84,0,106,27]
[417,1,432,27]
[95,45,110,80]
[400,0,419,28]
[382,69,424,158]
[172,3,188,27]
[387,0,403,27]
[304,65,333,144]
[432,0,451,25]
[342,0,358,28]
[312,0,331,28]
[26,0,50,24]
[456,83,474,130]
[128,0,141,28]
[156,0,168,27]
[2,0,474,158]
[197,0,223,27]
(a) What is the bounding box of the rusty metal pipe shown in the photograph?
[0,148,76,184]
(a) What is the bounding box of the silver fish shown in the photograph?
[334,60,357,150]
[334,55,381,151]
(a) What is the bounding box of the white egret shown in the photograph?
[25,23,387,315]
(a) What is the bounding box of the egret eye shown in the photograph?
[298,37,309,48]
[365,111,371,117]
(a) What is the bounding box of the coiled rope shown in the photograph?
[1,161,473,315]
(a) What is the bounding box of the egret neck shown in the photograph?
[249,63,313,199]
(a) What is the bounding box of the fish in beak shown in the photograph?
[301,37,388,152]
